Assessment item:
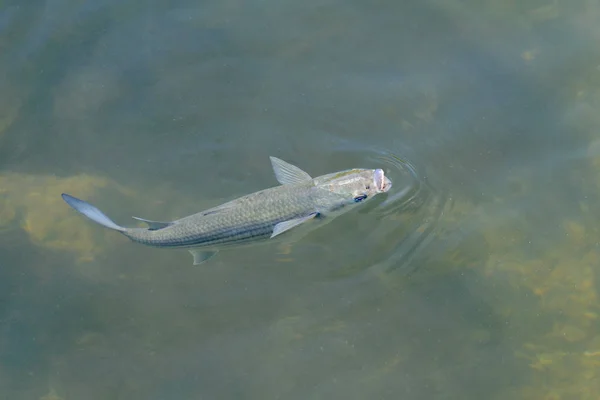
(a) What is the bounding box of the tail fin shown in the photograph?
[61,193,126,232]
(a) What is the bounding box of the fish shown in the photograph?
[61,156,392,265]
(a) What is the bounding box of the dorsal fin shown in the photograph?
[132,216,173,230]
[270,156,312,185]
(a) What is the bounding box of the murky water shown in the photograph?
[2,1,600,399]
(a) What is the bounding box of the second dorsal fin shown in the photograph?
[132,216,173,230]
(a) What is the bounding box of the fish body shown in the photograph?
[62,157,392,264]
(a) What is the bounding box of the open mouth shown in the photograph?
[374,169,391,192]
[381,178,392,192]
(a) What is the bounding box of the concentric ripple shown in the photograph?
[362,150,453,277]
[312,143,454,281]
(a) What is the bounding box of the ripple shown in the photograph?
[366,151,452,276]
[314,144,453,282]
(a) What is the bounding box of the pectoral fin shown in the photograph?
[132,216,173,230]
[270,156,313,185]
[271,213,318,238]
[189,249,219,265]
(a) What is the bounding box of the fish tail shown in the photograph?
[61,193,126,232]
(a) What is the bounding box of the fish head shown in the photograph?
[313,168,392,212]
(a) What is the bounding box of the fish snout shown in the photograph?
[374,169,392,193]
[382,176,392,192]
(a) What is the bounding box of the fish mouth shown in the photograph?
[374,169,392,192]
[382,177,392,192]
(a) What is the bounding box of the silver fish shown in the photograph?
[61,157,392,264]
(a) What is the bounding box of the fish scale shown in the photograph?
[60,156,392,264]
[122,182,316,248]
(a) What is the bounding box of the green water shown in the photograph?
[1,1,600,399]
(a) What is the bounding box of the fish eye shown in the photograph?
[354,194,368,203]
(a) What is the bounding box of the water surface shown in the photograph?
[1,1,600,399]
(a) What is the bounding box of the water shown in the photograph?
[1,0,600,398]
